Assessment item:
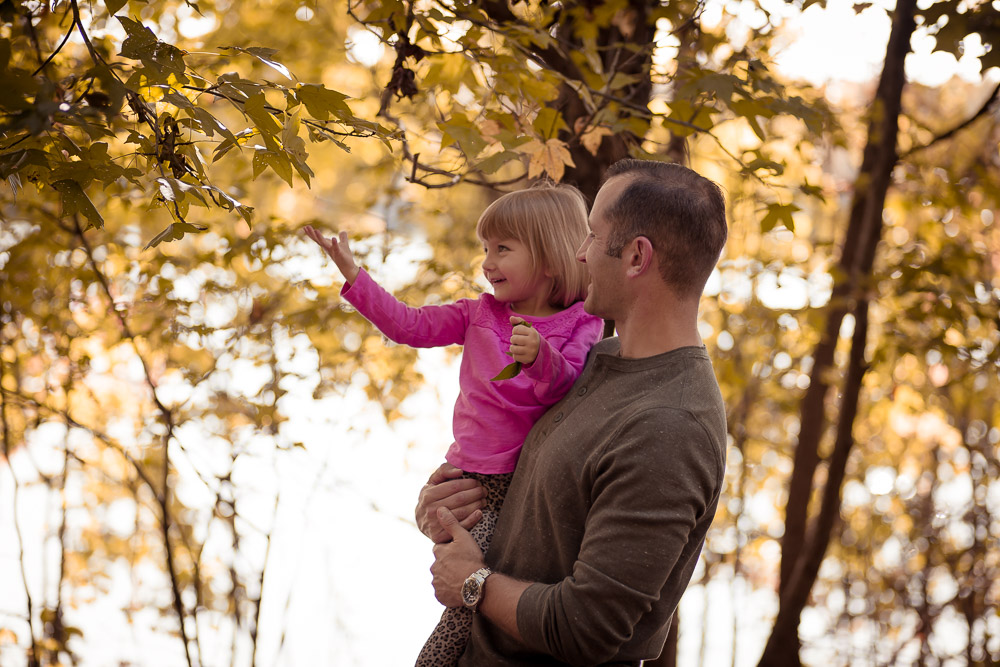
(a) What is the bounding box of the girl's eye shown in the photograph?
[498,245,509,252]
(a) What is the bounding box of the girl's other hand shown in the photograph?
[304,225,360,284]
[509,316,540,365]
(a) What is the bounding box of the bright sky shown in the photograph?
[1,1,997,666]
[767,0,992,88]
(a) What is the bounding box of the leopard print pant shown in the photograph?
[415,471,513,667]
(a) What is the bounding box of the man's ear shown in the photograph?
[625,236,654,278]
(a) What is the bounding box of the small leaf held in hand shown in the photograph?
[490,320,534,381]
[490,361,522,382]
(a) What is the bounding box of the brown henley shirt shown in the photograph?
[460,339,727,666]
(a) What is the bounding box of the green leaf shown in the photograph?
[700,73,740,104]
[216,72,256,101]
[437,119,487,157]
[744,151,785,176]
[490,361,522,382]
[799,178,826,203]
[162,90,194,109]
[489,321,533,381]
[747,116,766,142]
[291,159,313,187]
[144,221,208,250]
[51,179,104,229]
[252,149,294,186]
[244,92,282,136]
[117,17,187,77]
[508,23,557,51]
[213,128,253,162]
[105,0,128,14]
[118,17,157,60]
[156,176,208,206]
[202,184,253,223]
[475,151,520,174]
[761,202,800,232]
[191,107,236,142]
[0,149,51,181]
[533,107,568,140]
[295,84,352,121]
[730,99,771,141]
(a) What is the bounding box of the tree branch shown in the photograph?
[31,4,76,77]
[0,314,42,667]
[73,214,196,667]
[900,81,1000,160]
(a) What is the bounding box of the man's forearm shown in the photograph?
[478,573,532,642]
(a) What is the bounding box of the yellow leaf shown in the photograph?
[580,125,613,156]
[525,138,575,182]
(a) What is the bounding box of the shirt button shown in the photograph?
[553,412,564,423]
[577,387,588,396]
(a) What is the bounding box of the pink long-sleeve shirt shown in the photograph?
[342,269,604,474]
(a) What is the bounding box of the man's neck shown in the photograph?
[614,293,702,359]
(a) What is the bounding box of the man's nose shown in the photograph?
[575,238,589,263]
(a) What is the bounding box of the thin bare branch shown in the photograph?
[0,305,42,667]
[72,211,196,667]
[900,81,1000,160]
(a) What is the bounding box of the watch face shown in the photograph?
[462,578,480,607]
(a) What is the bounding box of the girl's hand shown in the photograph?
[509,316,540,365]
[304,225,360,284]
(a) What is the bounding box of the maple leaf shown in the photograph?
[580,125,613,156]
[523,138,576,181]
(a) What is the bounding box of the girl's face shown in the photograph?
[481,237,556,317]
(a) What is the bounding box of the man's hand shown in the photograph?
[431,507,486,607]
[509,316,541,365]
[304,225,360,284]
[416,463,485,543]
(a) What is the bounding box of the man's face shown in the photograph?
[576,175,630,319]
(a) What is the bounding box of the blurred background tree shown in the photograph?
[1,0,998,666]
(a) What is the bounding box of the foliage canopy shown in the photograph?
[1,0,1000,666]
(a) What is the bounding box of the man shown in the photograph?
[416,159,729,665]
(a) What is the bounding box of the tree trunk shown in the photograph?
[558,0,656,203]
[761,0,918,664]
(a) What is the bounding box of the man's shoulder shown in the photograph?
[596,350,727,452]
[590,336,621,357]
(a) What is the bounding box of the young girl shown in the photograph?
[304,184,604,666]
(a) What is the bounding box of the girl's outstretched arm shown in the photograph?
[341,270,473,348]
[304,225,360,284]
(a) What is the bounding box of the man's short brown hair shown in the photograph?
[603,159,727,297]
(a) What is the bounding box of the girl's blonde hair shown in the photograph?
[476,184,591,308]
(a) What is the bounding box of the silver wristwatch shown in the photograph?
[461,567,493,612]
